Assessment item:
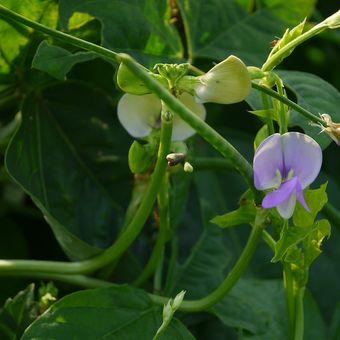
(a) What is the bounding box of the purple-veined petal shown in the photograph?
[262,176,299,208]
[117,93,161,138]
[171,93,206,141]
[295,179,310,212]
[253,133,284,190]
[282,132,322,189]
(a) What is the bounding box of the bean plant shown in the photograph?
[0,1,339,339]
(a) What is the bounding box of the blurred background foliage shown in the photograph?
[0,0,339,339]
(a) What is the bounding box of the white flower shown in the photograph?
[117,92,206,141]
[194,55,251,104]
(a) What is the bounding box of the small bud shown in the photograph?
[172,290,186,310]
[183,161,193,173]
[322,10,340,29]
[166,153,186,166]
[319,114,340,145]
[162,300,173,321]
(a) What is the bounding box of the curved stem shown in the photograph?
[119,54,261,203]
[133,174,170,287]
[294,287,305,340]
[149,208,266,312]
[252,82,327,127]
[0,117,173,275]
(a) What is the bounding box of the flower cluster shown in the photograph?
[117,56,251,141]
[253,132,322,219]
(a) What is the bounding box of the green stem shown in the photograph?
[260,91,275,135]
[133,174,170,287]
[120,54,261,202]
[262,21,328,71]
[150,208,266,312]
[0,5,120,63]
[0,117,173,275]
[284,262,296,340]
[275,80,288,134]
[252,82,327,127]
[294,287,305,340]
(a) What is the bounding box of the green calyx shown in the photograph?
[154,63,190,90]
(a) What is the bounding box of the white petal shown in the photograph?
[171,93,206,141]
[195,55,251,104]
[117,93,161,138]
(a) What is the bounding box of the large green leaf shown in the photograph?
[58,0,183,65]
[5,82,131,260]
[22,285,194,340]
[278,71,340,149]
[177,0,287,66]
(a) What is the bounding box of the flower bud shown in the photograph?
[319,114,340,145]
[194,55,251,104]
[183,161,193,173]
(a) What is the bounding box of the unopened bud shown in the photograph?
[166,153,186,166]
[183,161,193,173]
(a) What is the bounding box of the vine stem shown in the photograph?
[284,262,296,340]
[294,287,305,340]
[0,116,173,275]
[252,82,327,127]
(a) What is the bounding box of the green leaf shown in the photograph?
[0,0,58,79]
[293,183,328,227]
[211,279,287,338]
[211,190,256,228]
[272,220,327,263]
[22,286,194,340]
[263,0,316,24]
[177,0,287,66]
[0,284,39,340]
[32,40,97,80]
[248,109,278,121]
[58,0,183,64]
[330,303,340,340]
[277,71,340,149]
[5,82,131,260]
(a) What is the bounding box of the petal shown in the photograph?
[195,55,251,104]
[117,93,161,138]
[277,194,297,219]
[262,176,299,208]
[171,93,206,141]
[295,179,310,212]
[253,134,284,190]
[282,132,322,188]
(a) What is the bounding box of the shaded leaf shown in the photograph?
[32,40,97,80]
[0,284,38,340]
[278,71,340,149]
[5,82,131,259]
[22,285,194,340]
[58,0,183,64]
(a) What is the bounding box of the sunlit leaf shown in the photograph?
[22,286,194,340]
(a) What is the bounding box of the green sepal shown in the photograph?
[128,139,158,174]
[116,63,167,95]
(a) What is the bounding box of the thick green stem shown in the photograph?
[284,262,296,340]
[294,287,305,340]
[252,82,327,127]
[133,174,170,287]
[149,208,266,312]
[0,118,173,275]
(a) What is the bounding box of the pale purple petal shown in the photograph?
[277,194,297,219]
[253,134,284,190]
[282,132,322,189]
[295,179,310,212]
[117,94,161,138]
[171,93,206,141]
[262,176,299,208]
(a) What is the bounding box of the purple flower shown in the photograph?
[253,132,322,219]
